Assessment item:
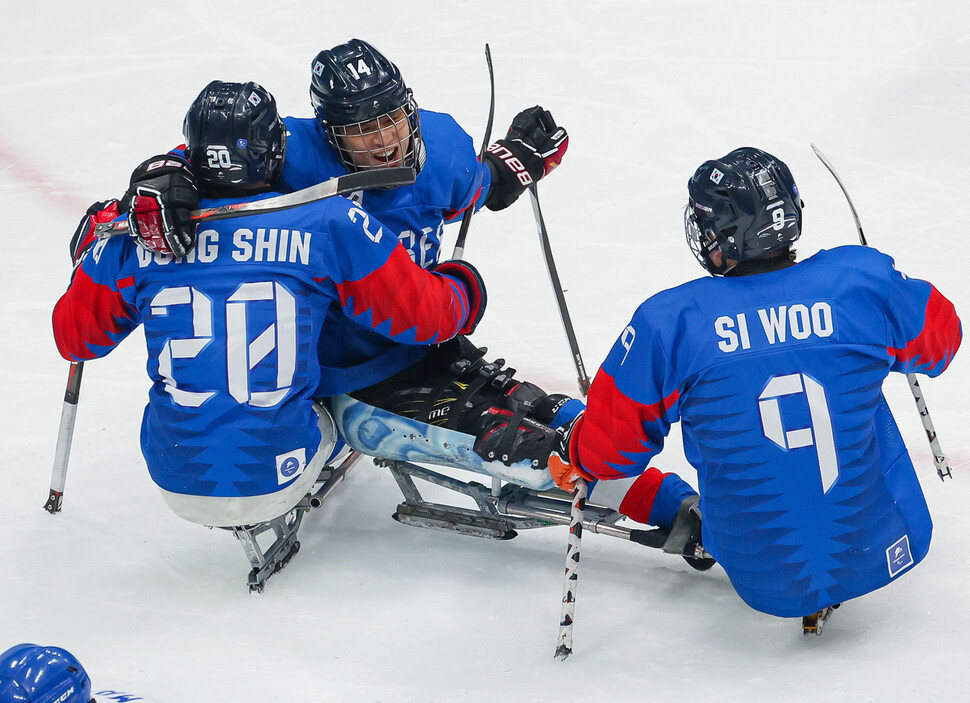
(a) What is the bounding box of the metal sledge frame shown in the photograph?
[378,457,712,559]
[226,449,363,593]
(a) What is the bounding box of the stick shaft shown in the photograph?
[529,184,590,396]
[453,44,495,260]
[94,167,417,237]
[45,361,84,513]
[555,478,587,659]
[811,144,951,480]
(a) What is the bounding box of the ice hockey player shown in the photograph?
[548,147,962,630]
[52,80,485,532]
[69,37,582,473]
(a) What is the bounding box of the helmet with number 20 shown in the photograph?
[183,80,287,188]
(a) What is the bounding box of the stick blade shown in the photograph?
[43,489,63,514]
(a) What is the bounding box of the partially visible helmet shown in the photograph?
[0,644,92,703]
[309,39,425,173]
[685,147,802,275]
[183,80,286,189]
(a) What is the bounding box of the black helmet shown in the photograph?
[685,147,802,275]
[309,39,424,173]
[183,80,286,188]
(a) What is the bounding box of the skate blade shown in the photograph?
[393,503,517,540]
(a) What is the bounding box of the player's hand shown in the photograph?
[506,105,568,177]
[123,155,199,257]
[69,200,120,265]
[548,414,594,491]
[483,106,568,211]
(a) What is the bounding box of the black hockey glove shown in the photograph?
[432,259,487,335]
[122,155,200,257]
[69,199,120,265]
[483,106,568,211]
[662,495,716,572]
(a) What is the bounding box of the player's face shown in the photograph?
[336,107,412,170]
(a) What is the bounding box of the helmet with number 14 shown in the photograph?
[309,38,426,174]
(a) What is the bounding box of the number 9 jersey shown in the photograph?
[52,193,480,501]
[571,245,961,617]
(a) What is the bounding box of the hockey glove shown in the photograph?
[663,495,716,571]
[548,413,595,491]
[483,106,568,211]
[432,259,487,335]
[123,154,200,258]
[69,199,120,265]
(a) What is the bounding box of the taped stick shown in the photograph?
[555,478,587,660]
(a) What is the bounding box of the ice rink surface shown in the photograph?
[1,2,967,701]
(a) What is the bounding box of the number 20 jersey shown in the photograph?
[573,246,962,616]
[52,194,474,500]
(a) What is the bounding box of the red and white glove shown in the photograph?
[69,200,121,265]
[123,155,200,257]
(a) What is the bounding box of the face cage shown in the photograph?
[684,205,725,275]
[326,94,424,173]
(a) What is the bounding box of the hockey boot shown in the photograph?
[471,407,559,469]
[661,495,716,571]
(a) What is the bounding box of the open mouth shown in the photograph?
[370,146,401,166]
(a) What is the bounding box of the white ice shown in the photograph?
[1,2,968,701]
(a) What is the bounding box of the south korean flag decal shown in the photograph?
[710,167,724,185]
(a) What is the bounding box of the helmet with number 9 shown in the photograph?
[0,644,92,703]
[309,38,425,174]
[685,147,803,275]
[183,80,287,189]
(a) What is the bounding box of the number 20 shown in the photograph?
[149,281,297,408]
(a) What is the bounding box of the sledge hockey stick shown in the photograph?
[555,477,587,660]
[44,361,83,513]
[93,166,417,237]
[46,167,416,514]
[529,183,591,396]
[811,144,951,480]
[452,43,495,260]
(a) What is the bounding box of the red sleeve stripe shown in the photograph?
[617,467,671,524]
[574,369,679,480]
[888,285,962,371]
[335,244,467,343]
[52,267,135,361]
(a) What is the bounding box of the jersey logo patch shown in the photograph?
[887,535,914,578]
[276,448,306,485]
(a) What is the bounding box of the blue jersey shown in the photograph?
[571,246,962,616]
[53,194,474,499]
[281,110,491,393]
